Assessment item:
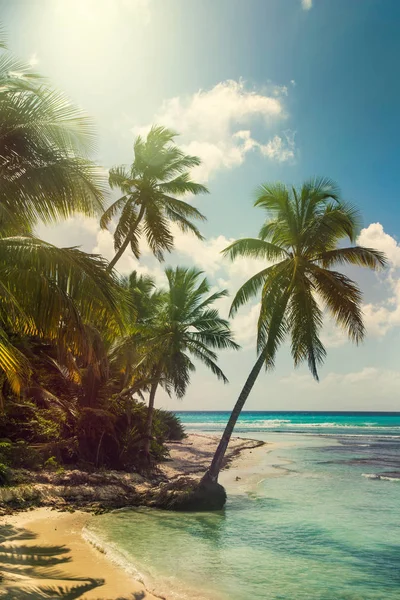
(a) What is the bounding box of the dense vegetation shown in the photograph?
[0,32,235,480]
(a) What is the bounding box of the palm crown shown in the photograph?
[224,177,387,379]
[0,40,106,234]
[101,126,208,268]
[149,266,239,397]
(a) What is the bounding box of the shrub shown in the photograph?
[0,440,42,470]
[155,409,186,441]
[0,462,10,486]
[0,440,12,465]
[44,456,60,471]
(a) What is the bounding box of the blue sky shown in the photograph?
[2,0,400,411]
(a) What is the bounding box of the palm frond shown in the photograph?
[308,266,365,343]
[288,274,326,380]
[158,174,209,197]
[100,195,129,229]
[0,68,105,229]
[229,262,289,317]
[314,246,387,269]
[222,237,288,262]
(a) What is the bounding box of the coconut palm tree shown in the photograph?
[0,33,119,395]
[202,177,387,488]
[101,126,208,270]
[135,266,239,456]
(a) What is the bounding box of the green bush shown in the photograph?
[44,456,60,471]
[0,462,10,486]
[0,440,12,465]
[155,409,186,441]
[0,440,42,470]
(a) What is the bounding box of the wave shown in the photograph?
[183,420,400,431]
[82,527,150,588]
[83,523,215,600]
[362,473,400,482]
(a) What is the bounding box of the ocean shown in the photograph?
[86,412,400,600]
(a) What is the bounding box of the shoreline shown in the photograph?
[0,433,265,517]
[0,433,270,600]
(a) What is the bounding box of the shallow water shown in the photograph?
[87,414,400,600]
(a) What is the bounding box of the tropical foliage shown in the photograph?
[0,33,206,476]
[203,178,387,485]
[123,266,239,456]
[102,126,208,269]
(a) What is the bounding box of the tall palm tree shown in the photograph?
[202,178,387,487]
[136,267,240,456]
[101,126,208,270]
[0,32,119,395]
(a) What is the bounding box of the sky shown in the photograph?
[2,0,400,411]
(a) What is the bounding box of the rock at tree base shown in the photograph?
[150,477,227,511]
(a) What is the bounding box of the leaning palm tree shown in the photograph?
[101,126,208,270]
[136,267,239,456]
[201,177,387,491]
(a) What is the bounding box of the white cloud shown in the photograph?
[301,0,313,10]
[132,79,295,182]
[356,223,400,337]
[320,318,348,348]
[36,216,99,252]
[168,227,270,347]
[259,131,296,162]
[231,303,261,347]
[93,228,166,285]
[290,79,296,87]
[358,222,400,268]
[28,53,39,67]
[281,367,400,410]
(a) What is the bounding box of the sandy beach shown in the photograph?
[0,508,161,599]
[0,433,268,600]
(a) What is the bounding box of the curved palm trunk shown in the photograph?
[143,376,160,455]
[108,236,132,271]
[107,204,146,272]
[201,352,265,485]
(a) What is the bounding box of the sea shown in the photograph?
[86,412,400,600]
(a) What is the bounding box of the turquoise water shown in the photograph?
[87,413,400,600]
[176,410,400,437]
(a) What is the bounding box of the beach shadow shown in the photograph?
[4,580,104,600]
[0,524,105,599]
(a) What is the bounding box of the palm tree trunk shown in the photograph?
[201,352,266,485]
[107,236,131,271]
[143,373,161,455]
[107,204,146,271]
